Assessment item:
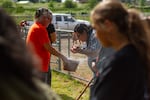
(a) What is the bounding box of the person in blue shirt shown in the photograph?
[71,24,101,76]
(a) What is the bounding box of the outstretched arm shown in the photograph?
[43,43,67,62]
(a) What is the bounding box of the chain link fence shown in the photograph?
[18,16,92,83]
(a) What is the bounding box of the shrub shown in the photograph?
[88,0,99,9]
[1,1,13,8]
[63,0,77,8]
[48,1,54,8]
[15,6,25,13]
[4,8,14,14]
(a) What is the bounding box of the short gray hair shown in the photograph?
[35,8,52,19]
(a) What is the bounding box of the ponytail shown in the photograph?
[128,9,150,96]
[128,10,148,61]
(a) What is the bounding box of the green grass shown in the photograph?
[51,70,90,100]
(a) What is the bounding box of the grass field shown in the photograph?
[51,70,90,100]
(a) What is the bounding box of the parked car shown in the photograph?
[24,13,90,31]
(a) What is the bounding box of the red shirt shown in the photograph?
[26,22,51,72]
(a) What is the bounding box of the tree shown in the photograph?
[48,1,54,8]
[139,0,145,6]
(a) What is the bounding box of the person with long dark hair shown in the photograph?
[0,7,61,100]
[90,1,150,100]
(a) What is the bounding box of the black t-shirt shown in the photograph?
[46,24,55,39]
[91,44,146,100]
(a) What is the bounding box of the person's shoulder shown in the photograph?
[36,23,47,33]
[112,44,141,69]
[47,23,54,28]
[30,23,41,30]
[115,44,139,59]
[89,30,99,43]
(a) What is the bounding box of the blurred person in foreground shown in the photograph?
[90,1,150,100]
[0,7,61,100]
[26,8,70,86]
